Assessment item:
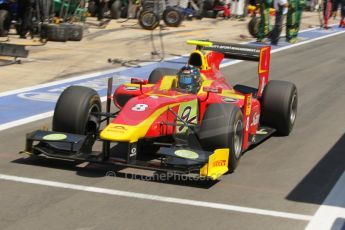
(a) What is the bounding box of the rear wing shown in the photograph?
[187,40,271,97]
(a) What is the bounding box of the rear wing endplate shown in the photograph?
[187,40,271,97]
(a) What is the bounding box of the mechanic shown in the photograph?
[270,0,288,45]
[257,0,273,42]
[337,0,345,27]
[286,0,304,43]
[177,65,202,94]
[18,0,35,38]
[214,0,231,19]
[332,0,345,28]
[94,0,107,21]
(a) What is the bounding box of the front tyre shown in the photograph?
[53,86,102,136]
[260,80,298,136]
[198,104,244,172]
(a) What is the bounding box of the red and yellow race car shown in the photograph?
[23,40,297,180]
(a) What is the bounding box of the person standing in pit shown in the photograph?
[270,0,288,45]
[18,0,35,38]
[286,0,304,43]
[257,0,273,42]
[338,0,345,27]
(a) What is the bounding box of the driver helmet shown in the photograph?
[177,65,201,93]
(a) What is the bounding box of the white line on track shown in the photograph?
[0,111,54,131]
[305,171,345,230]
[0,25,344,132]
[0,173,312,221]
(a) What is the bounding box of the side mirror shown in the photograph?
[203,86,222,94]
[131,78,148,85]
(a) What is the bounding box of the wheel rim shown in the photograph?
[142,13,157,27]
[290,92,297,125]
[233,119,243,159]
[166,11,179,24]
[85,104,100,135]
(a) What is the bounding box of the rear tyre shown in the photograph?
[162,7,183,27]
[67,24,83,41]
[53,86,102,136]
[138,10,159,30]
[0,10,11,37]
[260,80,298,136]
[198,104,244,172]
[148,68,178,84]
[40,24,69,42]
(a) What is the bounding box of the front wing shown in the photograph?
[22,130,230,180]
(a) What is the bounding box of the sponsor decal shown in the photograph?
[130,147,137,157]
[213,160,226,167]
[246,116,250,131]
[251,113,260,126]
[43,134,67,141]
[109,126,127,133]
[174,149,199,159]
[245,94,252,116]
[149,95,159,99]
[178,105,197,132]
[256,129,268,135]
[131,104,148,111]
[259,77,265,95]
[222,97,238,103]
[177,100,198,133]
[125,86,139,91]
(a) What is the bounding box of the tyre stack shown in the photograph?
[138,0,183,30]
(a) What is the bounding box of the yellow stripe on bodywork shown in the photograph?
[100,103,179,143]
[220,90,245,99]
[197,80,212,95]
[123,83,155,88]
[200,148,229,180]
[159,75,177,91]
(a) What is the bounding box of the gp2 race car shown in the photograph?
[22,40,298,180]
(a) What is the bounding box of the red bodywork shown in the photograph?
[108,45,271,151]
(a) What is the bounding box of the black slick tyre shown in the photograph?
[138,10,159,30]
[162,7,182,27]
[260,80,298,136]
[53,86,102,136]
[248,16,260,38]
[198,104,244,172]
